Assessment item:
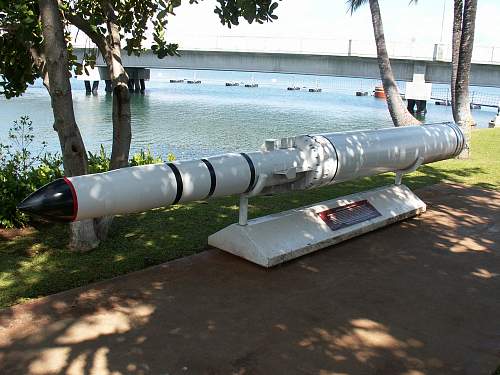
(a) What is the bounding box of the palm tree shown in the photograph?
[451,0,477,159]
[348,0,420,127]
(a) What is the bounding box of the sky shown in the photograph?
[164,0,500,48]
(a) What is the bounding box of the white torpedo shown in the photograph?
[19,122,464,222]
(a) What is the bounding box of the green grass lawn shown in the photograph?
[1,128,499,309]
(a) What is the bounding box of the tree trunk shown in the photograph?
[369,0,420,127]
[64,9,131,170]
[104,2,131,170]
[38,0,99,251]
[451,0,463,122]
[65,6,132,238]
[455,0,477,159]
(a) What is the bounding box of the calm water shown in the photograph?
[0,69,497,160]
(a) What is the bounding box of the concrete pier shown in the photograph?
[78,67,150,94]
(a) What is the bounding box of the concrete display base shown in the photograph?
[208,184,426,267]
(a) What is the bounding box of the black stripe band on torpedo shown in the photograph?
[18,123,465,222]
[201,159,217,199]
[240,152,256,193]
[167,163,183,205]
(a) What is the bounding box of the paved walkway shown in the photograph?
[1,184,499,375]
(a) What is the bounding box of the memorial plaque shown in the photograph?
[318,200,381,231]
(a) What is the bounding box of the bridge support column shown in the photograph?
[105,80,113,93]
[134,79,141,92]
[413,62,427,79]
[84,80,91,95]
[125,68,149,93]
[407,99,416,113]
[416,100,427,115]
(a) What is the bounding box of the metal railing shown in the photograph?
[72,34,500,65]
[431,87,500,108]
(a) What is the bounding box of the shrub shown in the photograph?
[0,116,63,228]
[1,117,173,228]
[130,147,175,166]
[87,144,110,173]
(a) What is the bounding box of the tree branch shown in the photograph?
[64,11,110,65]
[29,46,50,90]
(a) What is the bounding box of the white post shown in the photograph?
[239,195,248,226]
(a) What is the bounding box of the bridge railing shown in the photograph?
[173,35,500,64]
[73,33,500,64]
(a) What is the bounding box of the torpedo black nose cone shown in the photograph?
[17,178,77,222]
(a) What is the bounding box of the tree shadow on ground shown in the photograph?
[0,183,499,374]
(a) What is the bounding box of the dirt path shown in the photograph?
[1,183,499,375]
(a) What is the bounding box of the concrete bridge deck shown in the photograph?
[75,47,500,88]
[1,183,499,374]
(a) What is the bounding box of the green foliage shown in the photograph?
[0,0,43,98]
[65,0,280,60]
[0,117,173,228]
[214,0,280,27]
[130,147,164,166]
[87,144,110,174]
[87,145,174,171]
[0,0,84,97]
[0,116,63,228]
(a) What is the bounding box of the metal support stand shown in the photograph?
[395,156,424,185]
[238,174,268,226]
[210,184,427,268]
[239,195,249,226]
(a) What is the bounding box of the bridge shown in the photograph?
[74,36,500,88]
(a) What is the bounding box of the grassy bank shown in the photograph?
[1,128,499,308]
